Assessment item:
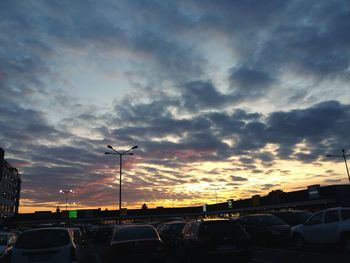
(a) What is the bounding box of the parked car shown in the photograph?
[157,221,186,248]
[88,225,115,244]
[0,232,17,260]
[291,207,350,253]
[272,210,312,226]
[10,227,79,263]
[109,224,165,262]
[239,214,291,245]
[179,218,252,262]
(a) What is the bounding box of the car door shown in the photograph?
[317,209,340,244]
[302,211,324,243]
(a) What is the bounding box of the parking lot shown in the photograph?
[82,243,350,263]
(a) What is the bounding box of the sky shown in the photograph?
[1,0,350,213]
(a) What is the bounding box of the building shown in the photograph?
[5,184,350,227]
[0,148,21,219]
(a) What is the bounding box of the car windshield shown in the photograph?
[253,215,287,226]
[113,226,158,241]
[0,235,7,246]
[15,229,70,249]
[168,223,186,233]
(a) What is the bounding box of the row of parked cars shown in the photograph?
[0,207,349,262]
[106,208,350,262]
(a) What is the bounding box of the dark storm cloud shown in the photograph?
[229,67,275,97]
[110,98,350,166]
[230,176,248,182]
[1,0,350,209]
[0,106,66,145]
[188,0,350,101]
[179,80,236,112]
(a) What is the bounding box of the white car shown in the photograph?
[291,207,350,253]
[11,227,79,263]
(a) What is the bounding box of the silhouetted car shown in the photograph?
[89,225,115,244]
[10,227,79,263]
[272,210,312,226]
[109,224,165,263]
[0,232,17,260]
[291,207,350,253]
[157,221,186,248]
[239,214,291,245]
[179,219,252,263]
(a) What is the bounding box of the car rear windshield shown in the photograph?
[198,221,247,240]
[113,226,158,241]
[15,229,70,249]
[0,235,7,246]
[275,212,311,225]
[253,215,287,226]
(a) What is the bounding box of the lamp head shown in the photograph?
[105,152,111,155]
[107,145,113,149]
[132,145,138,149]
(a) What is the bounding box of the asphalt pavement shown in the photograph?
[80,242,350,263]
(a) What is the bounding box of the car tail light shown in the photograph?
[70,246,77,262]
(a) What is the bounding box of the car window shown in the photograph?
[325,210,339,223]
[307,212,323,225]
[15,229,70,249]
[341,209,350,220]
[113,226,158,241]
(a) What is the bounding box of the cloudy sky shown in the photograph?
[1,0,349,213]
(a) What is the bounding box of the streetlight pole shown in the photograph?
[105,145,137,224]
[326,149,350,183]
[210,187,220,204]
[59,189,73,211]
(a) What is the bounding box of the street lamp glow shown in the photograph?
[105,145,138,224]
[59,189,74,211]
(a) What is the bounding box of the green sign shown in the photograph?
[202,204,207,212]
[69,210,78,219]
[227,199,233,209]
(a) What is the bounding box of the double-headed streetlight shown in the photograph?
[326,149,350,183]
[59,189,74,211]
[105,145,137,223]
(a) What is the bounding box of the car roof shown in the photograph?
[241,214,275,217]
[273,210,311,213]
[22,227,70,233]
[117,224,154,229]
[163,221,186,225]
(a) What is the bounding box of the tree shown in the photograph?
[268,189,285,204]
[141,203,148,209]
